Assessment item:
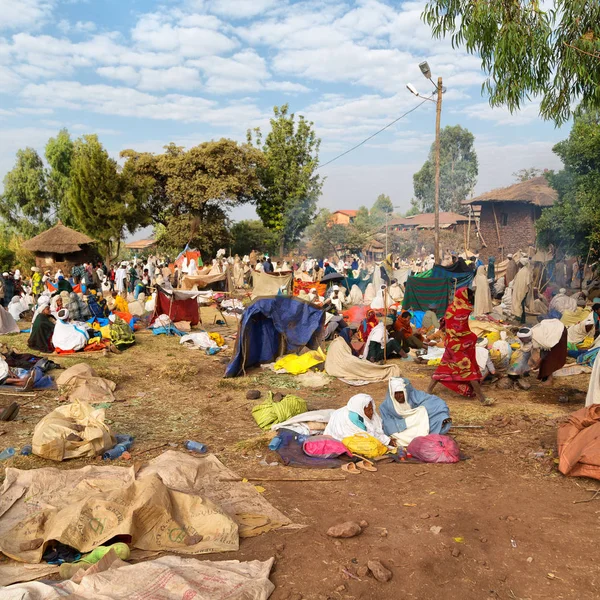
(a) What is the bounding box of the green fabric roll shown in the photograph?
[252,392,308,430]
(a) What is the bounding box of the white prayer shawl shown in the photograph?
[363,283,376,305]
[511,265,531,318]
[349,285,364,305]
[188,259,198,276]
[372,266,383,290]
[361,322,386,359]
[181,257,189,274]
[115,268,127,293]
[324,393,391,446]
[0,305,19,334]
[388,283,404,303]
[531,319,566,350]
[52,319,89,351]
[370,287,387,310]
[549,293,578,314]
[567,314,594,344]
[386,378,430,446]
[473,266,493,316]
[8,296,26,321]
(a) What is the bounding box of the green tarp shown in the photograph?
[402,276,451,318]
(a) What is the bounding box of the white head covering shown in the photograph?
[507,254,513,259]
[517,327,532,339]
[559,288,566,294]
[109,313,117,323]
[57,308,69,321]
[332,285,340,291]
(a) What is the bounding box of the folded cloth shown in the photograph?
[252,392,308,430]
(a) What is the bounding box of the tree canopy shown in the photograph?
[230,220,280,257]
[536,109,600,258]
[422,0,600,126]
[45,128,74,223]
[122,139,265,255]
[248,104,323,253]
[413,125,478,213]
[513,168,543,183]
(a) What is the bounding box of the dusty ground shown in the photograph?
[0,308,598,600]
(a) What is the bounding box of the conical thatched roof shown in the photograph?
[463,176,557,207]
[22,222,95,254]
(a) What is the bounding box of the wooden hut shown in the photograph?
[22,222,96,272]
[462,176,557,260]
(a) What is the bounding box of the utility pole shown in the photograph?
[433,76,442,264]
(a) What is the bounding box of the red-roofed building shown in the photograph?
[331,210,358,225]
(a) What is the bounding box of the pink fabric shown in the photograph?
[407,434,460,464]
[303,435,352,459]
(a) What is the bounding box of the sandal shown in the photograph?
[342,462,361,474]
[0,402,19,422]
[23,373,35,392]
[356,460,378,472]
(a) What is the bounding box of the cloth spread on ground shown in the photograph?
[275,428,348,469]
[0,451,292,564]
[56,363,116,403]
[402,276,451,318]
[252,392,308,430]
[558,405,600,480]
[432,288,481,397]
[325,337,403,381]
[251,271,293,298]
[32,399,115,461]
[2,556,275,600]
[274,349,326,374]
[271,409,335,436]
[226,296,324,377]
[324,393,390,446]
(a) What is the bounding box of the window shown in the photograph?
[500,213,508,226]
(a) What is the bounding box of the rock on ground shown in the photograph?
[326,521,362,538]
[367,560,392,582]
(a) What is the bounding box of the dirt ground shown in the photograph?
[0,307,598,600]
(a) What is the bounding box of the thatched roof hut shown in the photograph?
[23,222,96,272]
[462,176,557,260]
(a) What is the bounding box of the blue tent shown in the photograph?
[225,296,325,377]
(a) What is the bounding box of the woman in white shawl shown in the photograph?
[324,393,392,447]
[7,296,27,322]
[51,308,89,352]
[388,279,404,303]
[188,258,198,276]
[370,284,388,310]
[348,284,363,305]
[232,256,245,289]
[511,261,532,320]
[379,378,430,447]
[363,283,376,306]
[473,265,493,316]
[567,313,594,346]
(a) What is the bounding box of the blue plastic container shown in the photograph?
[184,440,207,454]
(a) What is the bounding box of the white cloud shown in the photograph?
[97,65,139,85]
[459,100,543,126]
[137,66,202,91]
[265,81,311,93]
[0,0,55,31]
[207,0,280,19]
[0,66,22,92]
[20,80,264,126]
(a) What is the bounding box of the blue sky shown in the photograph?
[0,0,567,239]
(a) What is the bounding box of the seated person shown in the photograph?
[52,308,89,352]
[380,377,451,446]
[392,310,424,352]
[421,304,440,332]
[362,322,405,363]
[323,285,346,312]
[475,340,497,381]
[87,290,108,319]
[307,287,324,304]
[324,393,395,447]
[0,356,35,390]
[388,279,404,304]
[27,303,55,353]
[108,314,135,349]
[56,275,73,294]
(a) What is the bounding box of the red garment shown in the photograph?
[150,288,200,326]
[432,288,481,397]
[357,310,378,343]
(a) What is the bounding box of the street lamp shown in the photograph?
[406,60,443,264]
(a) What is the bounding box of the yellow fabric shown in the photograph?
[274,349,327,375]
[427,358,442,366]
[342,433,388,458]
[114,295,129,313]
[209,332,225,347]
[100,324,111,339]
[578,336,594,350]
[484,331,500,344]
[561,308,590,327]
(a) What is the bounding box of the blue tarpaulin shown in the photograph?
[225,296,325,378]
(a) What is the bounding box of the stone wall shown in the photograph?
[477,202,541,260]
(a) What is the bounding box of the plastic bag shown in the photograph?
[342,432,388,458]
[303,435,352,459]
[407,434,460,464]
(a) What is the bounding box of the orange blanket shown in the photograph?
[558,404,600,480]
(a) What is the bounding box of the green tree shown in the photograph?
[68,135,143,261]
[0,148,52,237]
[370,193,394,227]
[513,168,543,182]
[405,198,421,216]
[536,109,600,258]
[422,0,600,126]
[248,104,323,254]
[413,125,478,214]
[230,220,279,257]
[45,128,74,222]
[122,139,265,256]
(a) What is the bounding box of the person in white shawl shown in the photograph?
[363,283,376,305]
[348,284,363,305]
[307,288,323,304]
[473,265,493,315]
[324,393,393,447]
[388,279,404,303]
[188,258,198,276]
[370,284,388,310]
[567,313,594,345]
[511,261,532,320]
[326,285,346,312]
[51,308,89,352]
[7,296,27,322]
[549,288,578,314]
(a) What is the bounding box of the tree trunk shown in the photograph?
[279,237,285,259]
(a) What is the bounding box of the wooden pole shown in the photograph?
[433,76,443,264]
[491,203,503,259]
[466,206,472,254]
[383,287,388,364]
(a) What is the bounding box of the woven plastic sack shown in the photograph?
[407,434,460,464]
[342,432,388,458]
[303,435,352,459]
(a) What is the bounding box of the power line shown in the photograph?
[317,94,434,170]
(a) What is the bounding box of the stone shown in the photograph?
[276,543,285,552]
[480,537,488,543]
[335,585,346,593]
[451,547,461,558]
[287,593,303,600]
[367,560,392,582]
[430,526,442,535]
[359,519,369,528]
[496,378,514,390]
[527,556,533,563]
[327,521,362,538]
[516,379,531,391]
[246,390,261,400]
[419,513,430,519]
[379,528,388,537]
[507,516,516,522]
[357,566,369,578]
